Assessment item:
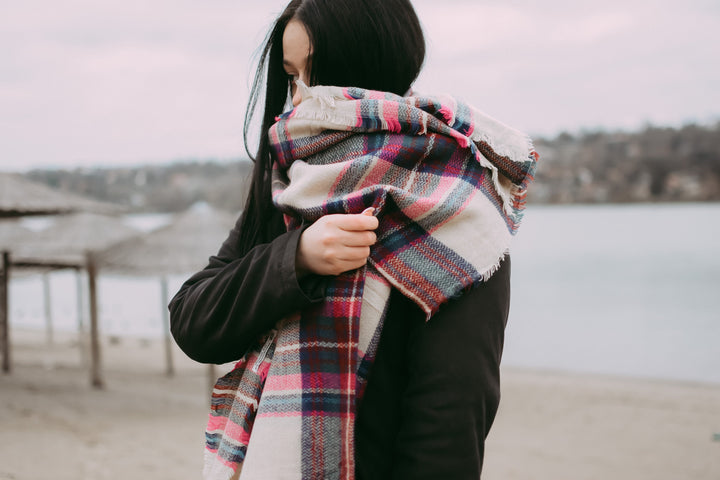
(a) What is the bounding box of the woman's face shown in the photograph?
[282,19,312,107]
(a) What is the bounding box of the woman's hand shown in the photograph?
[296,208,379,277]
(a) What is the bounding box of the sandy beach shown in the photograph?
[1,330,719,480]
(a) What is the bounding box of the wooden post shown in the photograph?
[208,364,217,395]
[1,251,10,374]
[75,268,87,367]
[42,272,53,345]
[86,251,104,389]
[160,276,174,377]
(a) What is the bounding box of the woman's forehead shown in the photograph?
[282,20,312,68]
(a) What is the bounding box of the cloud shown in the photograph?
[0,0,290,169]
[1,0,718,170]
[413,0,720,134]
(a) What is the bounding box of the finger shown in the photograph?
[334,213,379,231]
[337,246,371,262]
[361,207,375,216]
[340,230,376,247]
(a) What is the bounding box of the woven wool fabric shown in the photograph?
[203,82,538,480]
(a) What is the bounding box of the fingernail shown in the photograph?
[362,207,375,215]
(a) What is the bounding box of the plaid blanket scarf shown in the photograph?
[204,82,538,480]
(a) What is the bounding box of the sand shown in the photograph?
[483,369,720,480]
[1,330,719,480]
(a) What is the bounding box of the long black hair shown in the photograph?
[237,0,426,256]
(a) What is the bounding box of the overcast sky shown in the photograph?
[2,0,719,171]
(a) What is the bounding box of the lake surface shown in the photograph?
[505,203,720,384]
[8,204,720,384]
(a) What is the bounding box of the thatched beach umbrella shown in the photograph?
[0,220,32,249]
[100,203,238,378]
[0,173,120,217]
[0,173,123,377]
[0,212,140,387]
[0,219,58,347]
[11,213,141,354]
[1,217,34,374]
[0,221,32,371]
[100,203,237,275]
[11,212,141,268]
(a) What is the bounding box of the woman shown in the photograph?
[169,1,538,479]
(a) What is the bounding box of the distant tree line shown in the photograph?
[25,160,254,213]
[22,123,720,213]
[530,123,720,203]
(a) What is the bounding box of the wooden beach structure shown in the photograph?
[2,172,238,389]
[10,212,141,387]
[0,173,125,387]
[0,221,31,373]
[99,203,237,385]
[0,173,119,218]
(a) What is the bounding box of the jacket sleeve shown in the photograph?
[168,215,326,364]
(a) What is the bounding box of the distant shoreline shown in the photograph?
[4,122,716,212]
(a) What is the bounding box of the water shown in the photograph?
[505,203,720,384]
[7,204,720,384]
[9,272,187,339]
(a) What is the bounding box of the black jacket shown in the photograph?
[169,214,510,479]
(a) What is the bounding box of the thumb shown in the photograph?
[361,207,375,216]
